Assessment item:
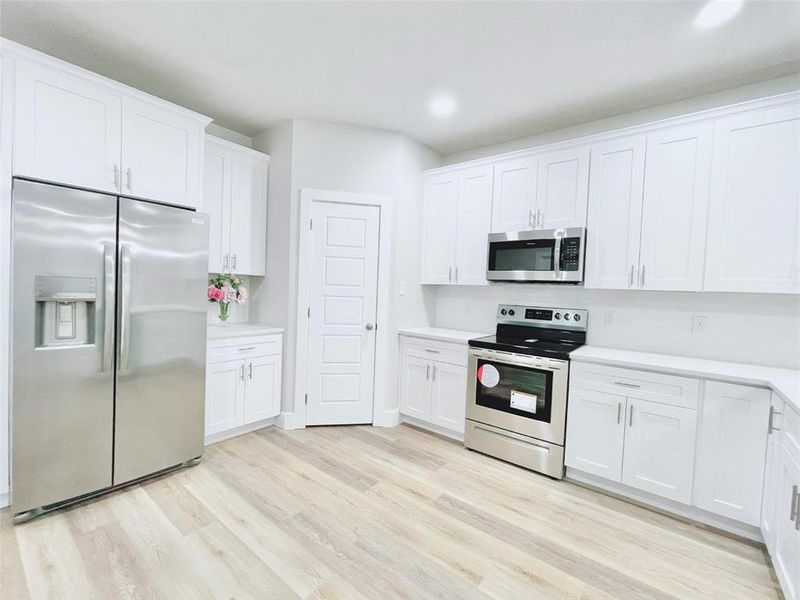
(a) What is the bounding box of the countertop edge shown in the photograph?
[397,327,488,345]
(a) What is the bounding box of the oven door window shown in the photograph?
[475,359,553,423]
[489,239,555,271]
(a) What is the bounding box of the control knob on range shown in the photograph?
[554,312,561,320]
[574,314,581,322]
[508,309,515,316]
[563,313,571,321]
[500,309,507,315]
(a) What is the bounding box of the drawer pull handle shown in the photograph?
[614,381,641,388]
[238,346,257,351]
[768,405,782,434]
[791,485,799,525]
[424,349,440,354]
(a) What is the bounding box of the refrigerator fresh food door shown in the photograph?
[11,179,117,514]
[113,198,209,484]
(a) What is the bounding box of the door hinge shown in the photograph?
[309,218,313,230]
[307,306,310,318]
[304,393,308,405]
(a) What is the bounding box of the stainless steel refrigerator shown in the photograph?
[11,178,209,520]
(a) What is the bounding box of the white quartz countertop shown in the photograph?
[571,346,800,413]
[207,323,284,339]
[398,326,489,344]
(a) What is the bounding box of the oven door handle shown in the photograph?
[469,348,566,371]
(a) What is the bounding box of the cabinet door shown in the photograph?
[205,360,245,435]
[536,146,590,229]
[584,136,646,289]
[244,355,281,423]
[430,362,467,434]
[704,104,800,293]
[454,166,493,285]
[202,139,232,273]
[399,355,432,420]
[565,387,626,481]
[639,123,713,291]
[621,398,697,504]
[773,445,800,600]
[491,157,537,232]
[422,172,458,284]
[228,150,268,275]
[762,396,785,552]
[694,382,770,526]
[13,58,122,193]
[121,97,202,208]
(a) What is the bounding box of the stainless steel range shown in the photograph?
[464,304,587,479]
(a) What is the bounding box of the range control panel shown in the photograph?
[497,304,588,331]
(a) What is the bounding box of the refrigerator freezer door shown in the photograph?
[11,179,117,514]
[113,198,209,484]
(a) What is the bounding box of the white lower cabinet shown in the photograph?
[206,360,245,435]
[430,362,468,432]
[564,387,625,481]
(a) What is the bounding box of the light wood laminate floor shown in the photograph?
[1,424,781,599]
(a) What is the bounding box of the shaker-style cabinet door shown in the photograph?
[772,444,800,600]
[399,354,432,421]
[244,355,281,423]
[454,165,493,285]
[761,396,785,553]
[565,387,626,481]
[121,97,203,208]
[202,138,233,273]
[228,150,269,276]
[704,104,800,293]
[422,172,459,284]
[430,362,467,434]
[13,58,122,193]
[491,157,537,233]
[584,136,646,290]
[535,145,590,230]
[639,123,713,291]
[205,360,245,436]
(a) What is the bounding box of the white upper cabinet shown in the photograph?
[584,136,646,289]
[200,135,269,275]
[121,97,204,208]
[704,104,800,293]
[638,123,713,291]
[13,58,122,194]
[422,172,459,284]
[491,157,537,232]
[535,145,590,230]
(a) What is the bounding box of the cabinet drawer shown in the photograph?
[570,362,700,409]
[782,401,800,462]
[208,334,282,363]
[402,338,468,367]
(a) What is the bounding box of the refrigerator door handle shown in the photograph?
[102,243,116,372]
[119,245,132,371]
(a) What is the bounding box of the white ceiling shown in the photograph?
[1,1,798,154]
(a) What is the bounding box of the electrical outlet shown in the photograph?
[691,315,708,334]
[604,311,616,327]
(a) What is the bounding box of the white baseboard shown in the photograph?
[400,415,464,442]
[204,417,277,446]
[565,468,763,542]
[0,491,8,509]
[276,411,305,430]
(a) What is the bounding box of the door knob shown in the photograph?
[365,322,375,331]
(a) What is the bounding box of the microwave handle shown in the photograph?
[554,236,562,279]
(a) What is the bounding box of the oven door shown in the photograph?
[466,347,569,445]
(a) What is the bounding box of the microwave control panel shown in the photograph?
[559,237,581,271]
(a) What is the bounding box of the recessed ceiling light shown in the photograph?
[694,0,743,30]
[430,94,457,118]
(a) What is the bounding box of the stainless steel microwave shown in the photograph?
[486,227,586,283]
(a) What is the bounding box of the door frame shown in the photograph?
[294,188,393,428]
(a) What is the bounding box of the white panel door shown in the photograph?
[704,104,800,293]
[454,166,493,285]
[430,362,467,434]
[585,136,646,289]
[773,446,800,600]
[491,157,537,232]
[536,146,590,229]
[121,97,202,208]
[639,123,713,291]
[422,172,458,284]
[307,202,380,425]
[229,151,268,275]
[694,382,770,526]
[762,396,785,552]
[400,355,432,421]
[205,360,245,435]
[244,355,281,423]
[13,58,122,193]
[565,387,626,481]
[202,139,232,273]
[621,398,697,504]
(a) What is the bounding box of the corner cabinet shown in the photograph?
[422,166,492,285]
[205,330,282,443]
[201,135,269,275]
[11,54,209,208]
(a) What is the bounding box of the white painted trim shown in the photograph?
[0,38,211,125]
[424,90,800,176]
[401,415,464,442]
[205,133,271,162]
[294,188,394,428]
[566,467,763,542]
[204,417,277,446]
[0,491,7,509]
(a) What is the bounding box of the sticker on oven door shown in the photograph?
[477,364,500,388]
[510,390,538,413]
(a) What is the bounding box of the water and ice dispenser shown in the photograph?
[34,276,96,348]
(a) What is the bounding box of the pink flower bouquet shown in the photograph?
[208,274,247,322]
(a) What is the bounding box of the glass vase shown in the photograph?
[218,302,230,322]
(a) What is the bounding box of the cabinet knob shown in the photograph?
[365,322,375,331]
